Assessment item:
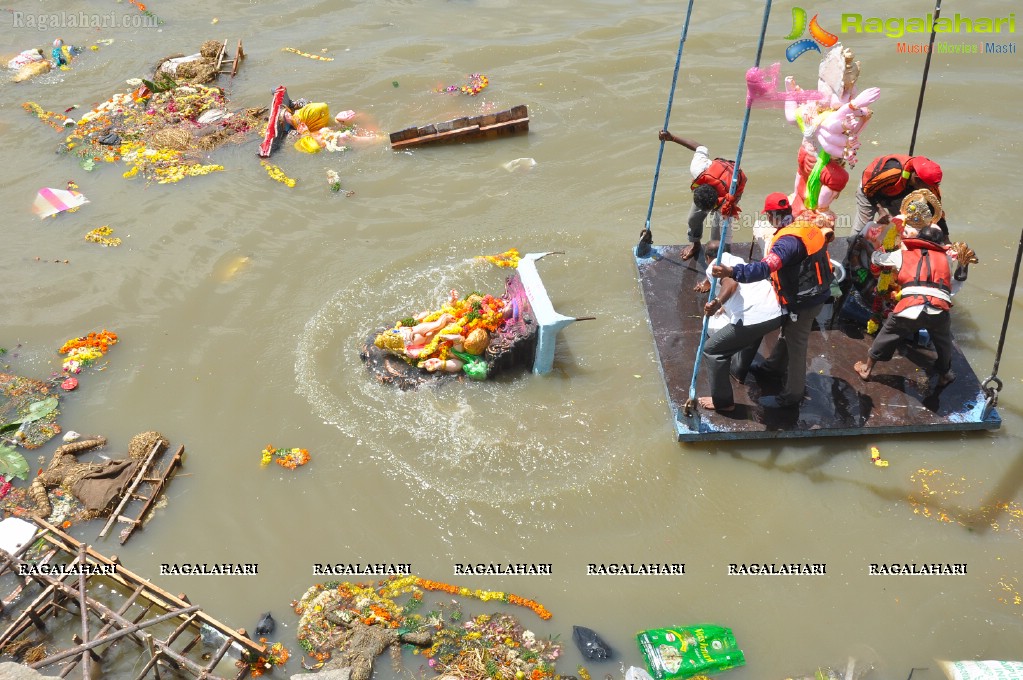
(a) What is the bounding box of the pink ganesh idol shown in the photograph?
[784,45,881,214]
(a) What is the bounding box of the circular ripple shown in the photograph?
[294,250,625,508]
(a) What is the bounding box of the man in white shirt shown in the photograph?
[696,243,785,411]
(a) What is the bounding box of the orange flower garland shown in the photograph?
[478,248,521,268]
[382,575,552,620]
[261,445,311,469]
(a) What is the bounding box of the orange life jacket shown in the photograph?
[769,222,833,310]
[692,158,746,217]
[893,238,952,314]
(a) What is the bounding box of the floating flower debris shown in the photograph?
[26,82,263,184]
[439,73,489,96]
[84,225,122,247]
[261,161,296,187]
[293,575,556,680]
[869,446,888,467]
[478,248,521,268]
[126,0,164,24]
[242,641,291,677]
[908,468,1023,535]
[282,47,334,61]
[58,330,118,374]
[261,445,311,470]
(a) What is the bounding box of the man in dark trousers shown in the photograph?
[853,226,974,386]
[658,130,746,260]
[711,210,835,408]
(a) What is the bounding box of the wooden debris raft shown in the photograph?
[215,39,246,78]
[0,517,264,680]
[389,104,529,149]
[98,439,183,545]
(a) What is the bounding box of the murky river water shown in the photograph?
[2,0,1022,677]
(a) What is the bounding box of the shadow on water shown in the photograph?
[708,436,1023,537]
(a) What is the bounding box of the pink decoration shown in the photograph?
[746,63,824,109]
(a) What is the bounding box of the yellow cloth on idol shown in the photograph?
[292,103,331,132]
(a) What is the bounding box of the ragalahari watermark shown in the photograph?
[10,11,160,31]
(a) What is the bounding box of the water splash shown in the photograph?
[294,252,630,515]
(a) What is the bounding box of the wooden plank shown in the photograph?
[120,445,184,544]
[231,39,244,77]
[99,439,166,539]
[214,39,228,73]
[388,105,529,149]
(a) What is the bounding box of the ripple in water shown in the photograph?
[294,251,627,511]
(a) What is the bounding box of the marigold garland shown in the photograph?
[261,444,311,469]
[85,226,122,247]
[261,161,296,188]
[378,575,552,620]
[282,47,334,61]
[478,248,521,268]
[23,102,71,131]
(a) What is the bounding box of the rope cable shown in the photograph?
[686,0,773,409]
[981,223,1023,418]
[639,0,697,253]
[909,0,942,155]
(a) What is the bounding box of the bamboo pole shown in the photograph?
[29,605,200,669]
[76,544,91,679]
[59,583,147,677]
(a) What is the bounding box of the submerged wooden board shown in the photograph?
[635,242,1001,442]
[389,104,529,149]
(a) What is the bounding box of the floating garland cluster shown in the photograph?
[85,226,122,247]
[261,161,296,187]
[261,445,311,469]
[293,574,556,678]
[27,83,255,184]
[242,641,291,678]
[379,575,553,620]
[126,0,163,24]
[23,102,71,131]
[58,330,118,374]
[478,248,521,268]
[440,73,489,96]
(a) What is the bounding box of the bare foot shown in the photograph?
[853,361,872,380]
[937,370,956,387]
[680,244,700,261]
[697,396,735,412]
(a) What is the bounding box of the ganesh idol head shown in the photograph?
[817,44,861,109]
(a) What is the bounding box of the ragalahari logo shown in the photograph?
[785,7,839,62]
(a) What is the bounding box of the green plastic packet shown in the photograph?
[637,625,745,679]
[451,349,488,381]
